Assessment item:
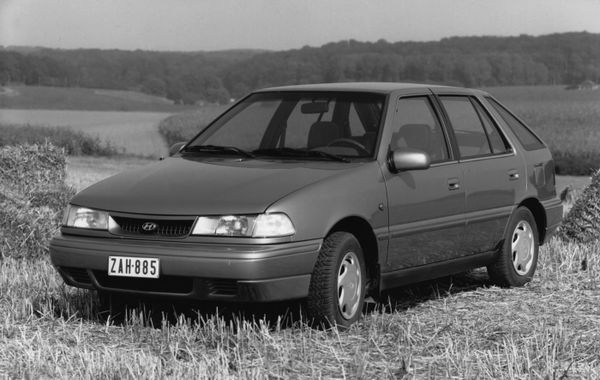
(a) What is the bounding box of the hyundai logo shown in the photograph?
[141,222,158,232]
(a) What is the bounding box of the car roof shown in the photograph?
[255,82,484,95]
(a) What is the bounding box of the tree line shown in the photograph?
[1,32,599,104]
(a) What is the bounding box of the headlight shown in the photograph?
[191,213,295,237]
[253,213,295,237]
[63,205,109,230]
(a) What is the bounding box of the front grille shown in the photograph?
[61,267,92,285]
[111,216,194,238]
[94,271,193,294]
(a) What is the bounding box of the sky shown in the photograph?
[1,0,599,51]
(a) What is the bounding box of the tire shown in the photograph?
[307,232,366,329]
[487,207,539,287]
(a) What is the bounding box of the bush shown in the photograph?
[558,169,600,243]
[553,150,600,176]
[0,143,75,259]
[0,124,119,156]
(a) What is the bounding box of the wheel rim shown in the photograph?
[337,251,362,320]
[511,220,535,275]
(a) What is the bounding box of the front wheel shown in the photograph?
[307,232,366,329]
[487,207,539,287]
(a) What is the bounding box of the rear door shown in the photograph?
[383,94,465,270]
[435,93,525,254]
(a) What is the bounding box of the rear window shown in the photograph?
[485,97,545,151]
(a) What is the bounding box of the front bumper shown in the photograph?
[50,234,322,302]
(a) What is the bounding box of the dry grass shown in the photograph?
[0,238,598,378]
[0,143,74,259]
[559,169,600,243]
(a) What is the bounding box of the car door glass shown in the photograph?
[472,99,511,154]
[392,97,449,163]
[440,96,491,158]
[485,97,545,151]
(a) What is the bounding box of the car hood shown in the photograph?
[72,156,360,215]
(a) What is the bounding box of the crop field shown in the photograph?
[0,85,187,112]
[1,238,598,378]
[485,86,600,175]
[0,109,171,157]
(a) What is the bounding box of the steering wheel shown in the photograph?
[327,138,370,155]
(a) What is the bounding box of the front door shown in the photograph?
[383,95,465,271]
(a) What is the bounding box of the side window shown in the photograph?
[392,96,449,163]
[485,97,545,151]
[472,99,511,154]
[440,96,492,158]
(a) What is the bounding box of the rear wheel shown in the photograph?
[307,232,366,329]
[487,207,539,287]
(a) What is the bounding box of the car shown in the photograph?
[50,82,563,328]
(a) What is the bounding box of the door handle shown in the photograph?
[447,178,461,190]
[508,170,520,180]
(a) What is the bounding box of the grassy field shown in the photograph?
[485,86,600,175]
[0,239,598,378]
[0,109,171,157]
[0,85,189,112]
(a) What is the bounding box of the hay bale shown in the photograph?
[0,142,68,196]
[0,143,75,259]
[558,169,600,243]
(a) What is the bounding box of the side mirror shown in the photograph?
[169,142,187,156]
[388,149,431,173]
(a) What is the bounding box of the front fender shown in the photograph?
[266,162,388,242]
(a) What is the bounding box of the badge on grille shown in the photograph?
[141,222,158,232]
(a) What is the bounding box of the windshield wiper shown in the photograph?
[252,147,350,163]
[182,145,255,158]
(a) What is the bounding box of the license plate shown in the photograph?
[108,256,160,278]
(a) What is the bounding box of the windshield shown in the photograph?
[186,91,386,160]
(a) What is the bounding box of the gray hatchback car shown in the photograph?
[50,83,563,327]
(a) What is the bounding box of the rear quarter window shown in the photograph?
[484,97,545,151]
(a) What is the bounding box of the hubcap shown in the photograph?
[337,251,362,320]
[511,220,535,275]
